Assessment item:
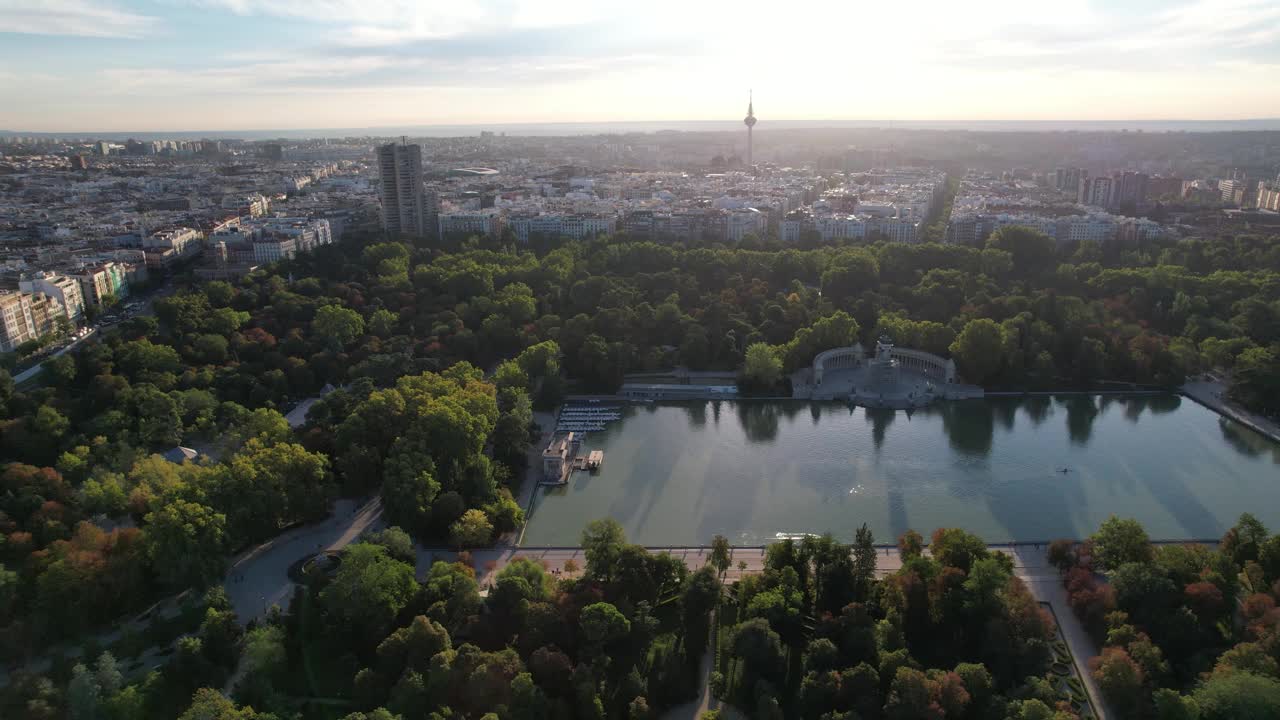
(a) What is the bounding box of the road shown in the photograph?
[223,497,385,623]
[11,328,96,384]
[11,283,173,385]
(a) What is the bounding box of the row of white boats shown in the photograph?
[557,405,624,432]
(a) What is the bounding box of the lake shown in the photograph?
[520,395,1280,546]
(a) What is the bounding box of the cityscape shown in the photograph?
[4,1,1280,719]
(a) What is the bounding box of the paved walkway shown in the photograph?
[660,609,745,720]
[1026,578,1112,720]
[1183,379,1280,443]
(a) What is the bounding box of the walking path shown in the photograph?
[1027,578,1112,720]
[660,609,745,720]
[1183,378,1280,444]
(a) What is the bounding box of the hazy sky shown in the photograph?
[1,0,1278,131]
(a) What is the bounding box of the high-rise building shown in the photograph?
[743,92,757,168]
[1078,171,1147,209]
[377,142,427,236]
[1079,175,1113,206]
[1111,171,1148,208]
[1054,168,1085,193]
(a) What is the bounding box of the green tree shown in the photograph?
[710,535,732,577]
[313,304,365,350]
[449,509,494,548]
[242,625,287,679]
[366,527,416,564]
[1152,689,1200,720]
[94,652,123,696]
[369,308,399,338]
[580,602,631,653]
[66,663,101,720]
[853,523,877,600]
[144,499,227,588]
[741,343,783,389]
[178,688,259,719]
[1091,516,1154,571]
[884,666,933,720]
[582,518,627,581]
[950,319,1007,385]
[1193,670,1280,720]
[320,543,418,638]
[986,225,1057,277]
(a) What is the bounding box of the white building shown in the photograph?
[0,292,36,352]
[144,227,202,256]
[438,211,503,239]
[253,234,298,264]
[725,208,767,242]
[221,193,270,217]
[508,214,616,243]
[19,271,86,322]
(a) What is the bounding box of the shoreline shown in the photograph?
[1180,380,1280,445]
[493,538,1221,553]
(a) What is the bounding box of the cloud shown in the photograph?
[96,48,674,97]
[0,0,158,38]
[193,0,598,41]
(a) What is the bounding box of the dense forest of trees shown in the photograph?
[3,520,718,719]
[1053,514,1280,719]
[2,221,1280,716]
[717,526,1075,719]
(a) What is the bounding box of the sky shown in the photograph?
[0,0,1278,132]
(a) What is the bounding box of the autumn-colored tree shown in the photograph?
[1090,646,1145,716]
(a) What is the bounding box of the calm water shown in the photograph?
[521,396,1280,546]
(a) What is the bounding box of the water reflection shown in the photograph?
[528,395,1280,546]
[736,401,782,443]
[1060,395,1099,446]
[865,407,895,450]
[1219,417,1280,464]
[994,399,1018,431]
[938,401,995,457]
[1023,395,1052,426]
[685,401,707,427]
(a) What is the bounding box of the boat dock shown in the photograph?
[540,431,605,486]
[573,450,604,471]
[556,403,623,432]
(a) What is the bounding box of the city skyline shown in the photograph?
[1,0,1279,132]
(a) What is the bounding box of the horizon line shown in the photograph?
[5,117,1280,138]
